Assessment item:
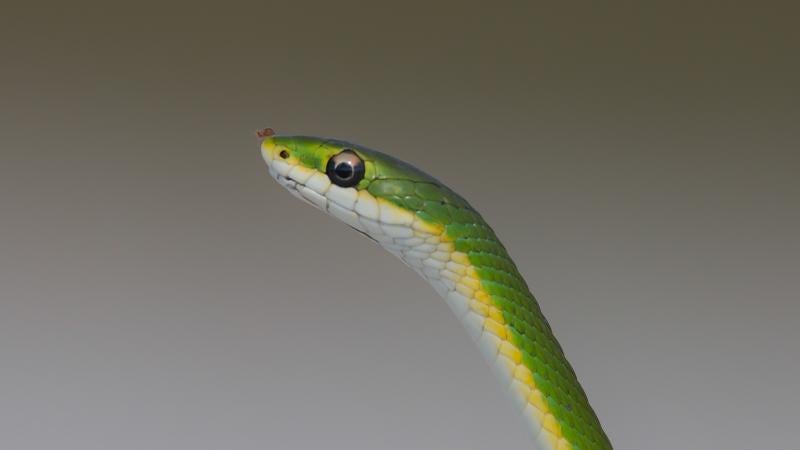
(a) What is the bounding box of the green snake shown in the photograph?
[259,130,613,450]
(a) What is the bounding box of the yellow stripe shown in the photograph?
[389,202,570,449]
[452,248,570,450]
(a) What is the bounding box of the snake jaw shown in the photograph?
[272,172,323,210]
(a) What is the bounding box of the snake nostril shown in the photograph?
[279,150,290,159]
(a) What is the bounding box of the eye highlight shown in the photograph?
[326,149,365,188]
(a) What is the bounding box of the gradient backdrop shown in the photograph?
[2,2,798,449]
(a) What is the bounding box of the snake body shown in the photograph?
[261,133,612,450]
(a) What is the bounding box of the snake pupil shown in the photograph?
[334,162,353,179]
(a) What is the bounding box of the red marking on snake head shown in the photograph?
[256,127,275,138]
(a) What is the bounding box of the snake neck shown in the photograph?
[368,208,611,450]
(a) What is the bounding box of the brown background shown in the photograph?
[2,2,798,449]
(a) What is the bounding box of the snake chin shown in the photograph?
[271,171,323,210]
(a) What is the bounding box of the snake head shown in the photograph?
[260,133,470,243]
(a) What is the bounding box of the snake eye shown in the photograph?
[326,150,365,188]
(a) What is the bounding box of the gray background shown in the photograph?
[2,2,798,449]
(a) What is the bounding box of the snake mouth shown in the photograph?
[270,169,324,210]
[261,139,324,209]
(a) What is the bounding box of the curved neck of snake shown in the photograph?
[371,213,611,450]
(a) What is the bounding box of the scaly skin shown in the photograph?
[261,134,613,450]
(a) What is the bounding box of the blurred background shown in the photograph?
[1,2,798,449]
